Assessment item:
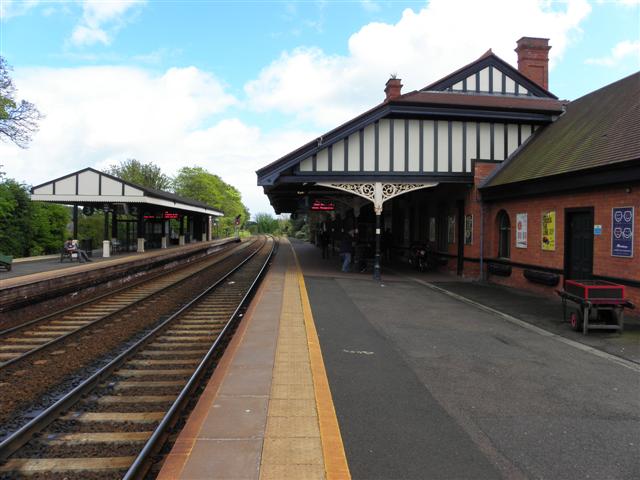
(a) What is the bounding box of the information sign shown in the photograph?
[611,207,634,257]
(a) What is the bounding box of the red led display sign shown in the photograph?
[143,212,180,220]
[311,200,335,211]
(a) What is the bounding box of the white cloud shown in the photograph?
[70,24,110,46]
[360,0,381,13]
[70,0,145,46]
[245,0,591,129]
[0,0,40,20]
[0,65,311,216]
[585,40,640,67]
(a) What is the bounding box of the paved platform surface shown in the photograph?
[160,239,639,479]
[0,238,236,290]
[159,239,348,479]
[294,239,640,480]
[1,250,137,279]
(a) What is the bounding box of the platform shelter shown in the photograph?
[30,167,223,256]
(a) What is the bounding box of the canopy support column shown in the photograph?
[72,205,79,239]
[111,209,118,242]
[102,204,110,258]
[137,210,145,253]
[373,183,383,281]
[179,215,185,246]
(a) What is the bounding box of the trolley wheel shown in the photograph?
[569,309,583,332]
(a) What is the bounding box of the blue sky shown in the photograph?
[1,0,639,216]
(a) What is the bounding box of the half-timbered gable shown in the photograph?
[296,118,541,175]
[422,50,557,98]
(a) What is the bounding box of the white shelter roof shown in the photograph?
[30,167,224,217]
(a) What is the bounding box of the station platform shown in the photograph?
[0,237,239,313]
[159,239,640,480]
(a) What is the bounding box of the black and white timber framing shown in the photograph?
[256,50,564,214]
[297,119,538,175]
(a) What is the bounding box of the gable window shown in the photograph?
[497,210,511,258]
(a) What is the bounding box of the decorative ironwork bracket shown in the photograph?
[317,182,438,215]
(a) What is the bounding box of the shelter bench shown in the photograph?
[60,248,80,263]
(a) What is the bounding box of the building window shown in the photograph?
[498,210,511,258]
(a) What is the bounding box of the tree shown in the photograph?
[0,174,69,257]
[0,56,42,149]
[107,158,171,190]
[248,213,291,236]
[173,167,250,235]
[254,213,279,234]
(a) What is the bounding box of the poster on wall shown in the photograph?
[516,213,527,248]
[541,211,555,251]
[611,207,634,257]
[447,216,455,244]
[429,217,436,242]
[464,215,473,245]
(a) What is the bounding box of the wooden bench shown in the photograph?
[0,254,12,271]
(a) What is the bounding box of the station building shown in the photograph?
[30,167,223,255]
[257,37,640,305]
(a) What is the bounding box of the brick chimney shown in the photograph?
[515,37,551,90]
[384,77,403,101]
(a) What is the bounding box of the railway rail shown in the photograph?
[0,239,250,369]
[0,235,276,479]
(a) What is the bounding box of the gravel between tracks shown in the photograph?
[0,241,259,434]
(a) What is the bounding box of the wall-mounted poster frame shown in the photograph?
[542,211,555,251]
[447,216,455,244]
[464,215,473,245]
[516,213,527,248]
[611,206,634,258]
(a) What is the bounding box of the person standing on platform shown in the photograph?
[320,230,330,259]
[339,231,353,272]
[382,228,392,263]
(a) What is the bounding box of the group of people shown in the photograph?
[319,228,393,273]
[63,238,92,262]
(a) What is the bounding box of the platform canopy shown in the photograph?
[256,49,564,214]
[30,167,223,217]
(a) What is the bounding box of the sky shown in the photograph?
[0,0,639,218]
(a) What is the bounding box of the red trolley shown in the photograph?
[557,280,635,335]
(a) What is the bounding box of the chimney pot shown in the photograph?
[515,37,551,90]
[384,77,403,101]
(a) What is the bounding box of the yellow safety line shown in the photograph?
[291,244,351,480]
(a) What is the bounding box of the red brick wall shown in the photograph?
[395,162,639,311]
[478,183,640,307]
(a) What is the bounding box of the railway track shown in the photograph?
[0,236,276,479]
[0,239,251,369]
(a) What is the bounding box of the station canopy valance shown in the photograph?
[30,167,223,217]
